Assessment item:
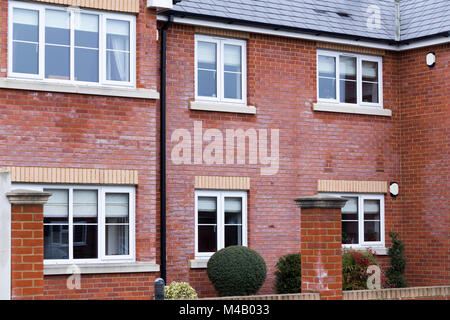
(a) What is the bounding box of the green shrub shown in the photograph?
[207,246,267,297]
[385,231,407,288]
[274,253,301,294]
[164,282,198,300]
[342,249,378,290]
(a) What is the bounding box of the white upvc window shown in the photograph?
[8,1,136,87]
[323,193,385,248]
[317,49,383,108]
[13,184,136,264]
[195,190,248,258]
[195,34,247,104]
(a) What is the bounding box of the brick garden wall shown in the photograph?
[164,23,403,297]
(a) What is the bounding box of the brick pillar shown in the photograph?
[294,194,347,300]
[6,189,51,300]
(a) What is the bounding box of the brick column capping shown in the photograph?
[6,189,51,300]
[294,194,347,300]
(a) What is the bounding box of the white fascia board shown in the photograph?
[158,15,450,52]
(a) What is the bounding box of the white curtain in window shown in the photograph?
[107,19,129,81]
[362,61,378,79]
[318,56,336,75]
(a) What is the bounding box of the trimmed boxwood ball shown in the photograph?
[207,246,267,297]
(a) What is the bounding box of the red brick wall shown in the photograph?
[43,273,157,300]
[164,23,403,297]
[11,204,44,300]
[0,1,161,298]
[398,43,450,287]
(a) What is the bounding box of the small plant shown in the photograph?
[342,249,378,290]
[274,253,301,294]
[164,282,198,300]
[385,231,407,288]
[207,246,267,297]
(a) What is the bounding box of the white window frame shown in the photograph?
[194,190,248,259]
[323,193,385,249]
[317,49,383,108]
[8,1,136,88]
[13,183,136,265]
[195,34,247,105]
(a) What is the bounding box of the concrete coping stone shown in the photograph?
[294,194,348,209]
[6,189,52,205]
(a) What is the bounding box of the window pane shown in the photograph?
[75,13,99,82]
[198,197,217,253]
[224,197,243,247]
[44,224,69,259]
[364,199,380,220]
[198,226,216,253]
[364,221,380,241]
[75,13,99,48]
[342,221,358,244]
[105,193,129,256]
[362,82,379,103]
[225,225,242,247]
[73,225,97,259]
[13,42,38,75]
[198,197,217,224]
[105,193,129,218]
[364,199,380,242]
[340,80,357,103]
[318,55,336,78]
[319,78,336,99]
[198,41,216,70]
[45,45,70,80]
[224,44,241,72]
[44,189,69,260]
[106,19,130,51]
[13,8,38,42]
[339,56,356,80]
[106,225,129,255]
[75,48,99,82]
[198,70,217,97]
[106,19,130,82]
[362,61,378,82]
[73,190,97,218]
[45,10,70,45]
[197,41,217,98]
[106,51,130,82]
[224,72,242,99]
[44,189,68,218]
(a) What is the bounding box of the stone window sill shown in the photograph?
[0,78,159,100]
[342,246,388,256]
[44,262,160,275]
[313,102,392,117]
[189,258,210,269]
[190,101,256,114]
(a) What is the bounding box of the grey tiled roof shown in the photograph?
[400,0,450,40]
[171,0,450,42]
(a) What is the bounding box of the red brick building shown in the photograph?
[0,0,448,299]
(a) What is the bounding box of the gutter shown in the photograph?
[159,14,173,283]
